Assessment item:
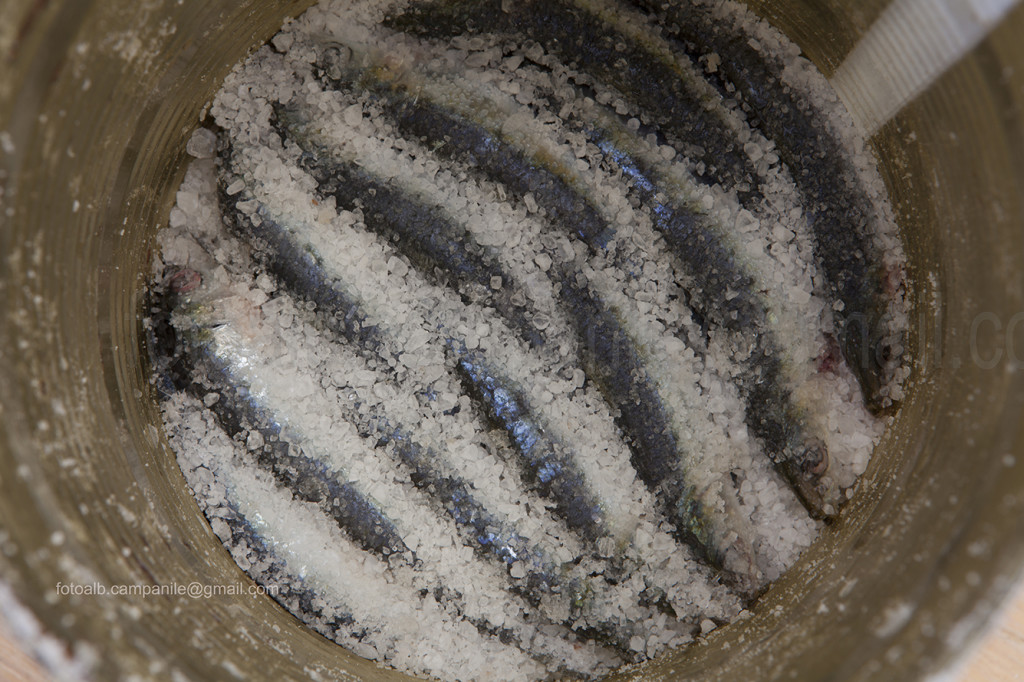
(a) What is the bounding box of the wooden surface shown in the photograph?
[0,591,1022,681]
[0,616,46,682]
[955,583,1024,682]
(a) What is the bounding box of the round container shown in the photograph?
[2,1,1023,679]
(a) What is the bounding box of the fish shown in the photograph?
[175,269,675,665]
[343,49,832,520]
[213,143,695,655]
[281,64,764,557]
[271,105,549,349]
[191,201,572,595]
[303,49,773,558]
[217,161,385,356]
[590,126,762,334]
[190,413,582,674]
[167,276,413,563]
[737,347,831,513]
[559,279,723,568]
[222,115,643,562]
[205,499,366,641]
[348,76,615,249]
[346,389,658,657]
[454,354,609,545]
[454,59,835,516]
[383,0,760,199]
[364,5,861,511]
[352,415,573,606]
[168,301,635,670]
[631,0,901,411]
[149,3,911,673]
[304,35,616,247]
[574,110,835,516]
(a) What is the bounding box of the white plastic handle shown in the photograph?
[830,0,1020,136]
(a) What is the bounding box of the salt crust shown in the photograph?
[154,1,908,679]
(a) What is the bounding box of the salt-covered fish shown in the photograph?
[384,0,759,198]
[168,271,412,561]
[631,0,904,410]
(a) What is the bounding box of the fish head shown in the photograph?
[780,440,841,520]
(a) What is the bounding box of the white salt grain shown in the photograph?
[186,128,217,159]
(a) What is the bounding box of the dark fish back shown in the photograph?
[180,334,412,561]
[384,0,759,199]
[214,500,365,640]
[455,354,607,544]
[272,106,549,349]
[632,0,895,409]
[217,164,384,354]
[364,84,613,247]
[560,279,721,567]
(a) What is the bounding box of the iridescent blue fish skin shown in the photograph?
[377,1,875,513]
[361,420,565,603]
[470,64,833,516]
[281,350,635,639]
[593,136,761,333]
[387,100,612,247]
[455,355,607,544]
[206,177,584,606]
[584,126,831,517]
[559,280,722,568]
[310,52,729,559]
[174,322,413,562]
[309,57,704,539]
[149,0,910,674]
